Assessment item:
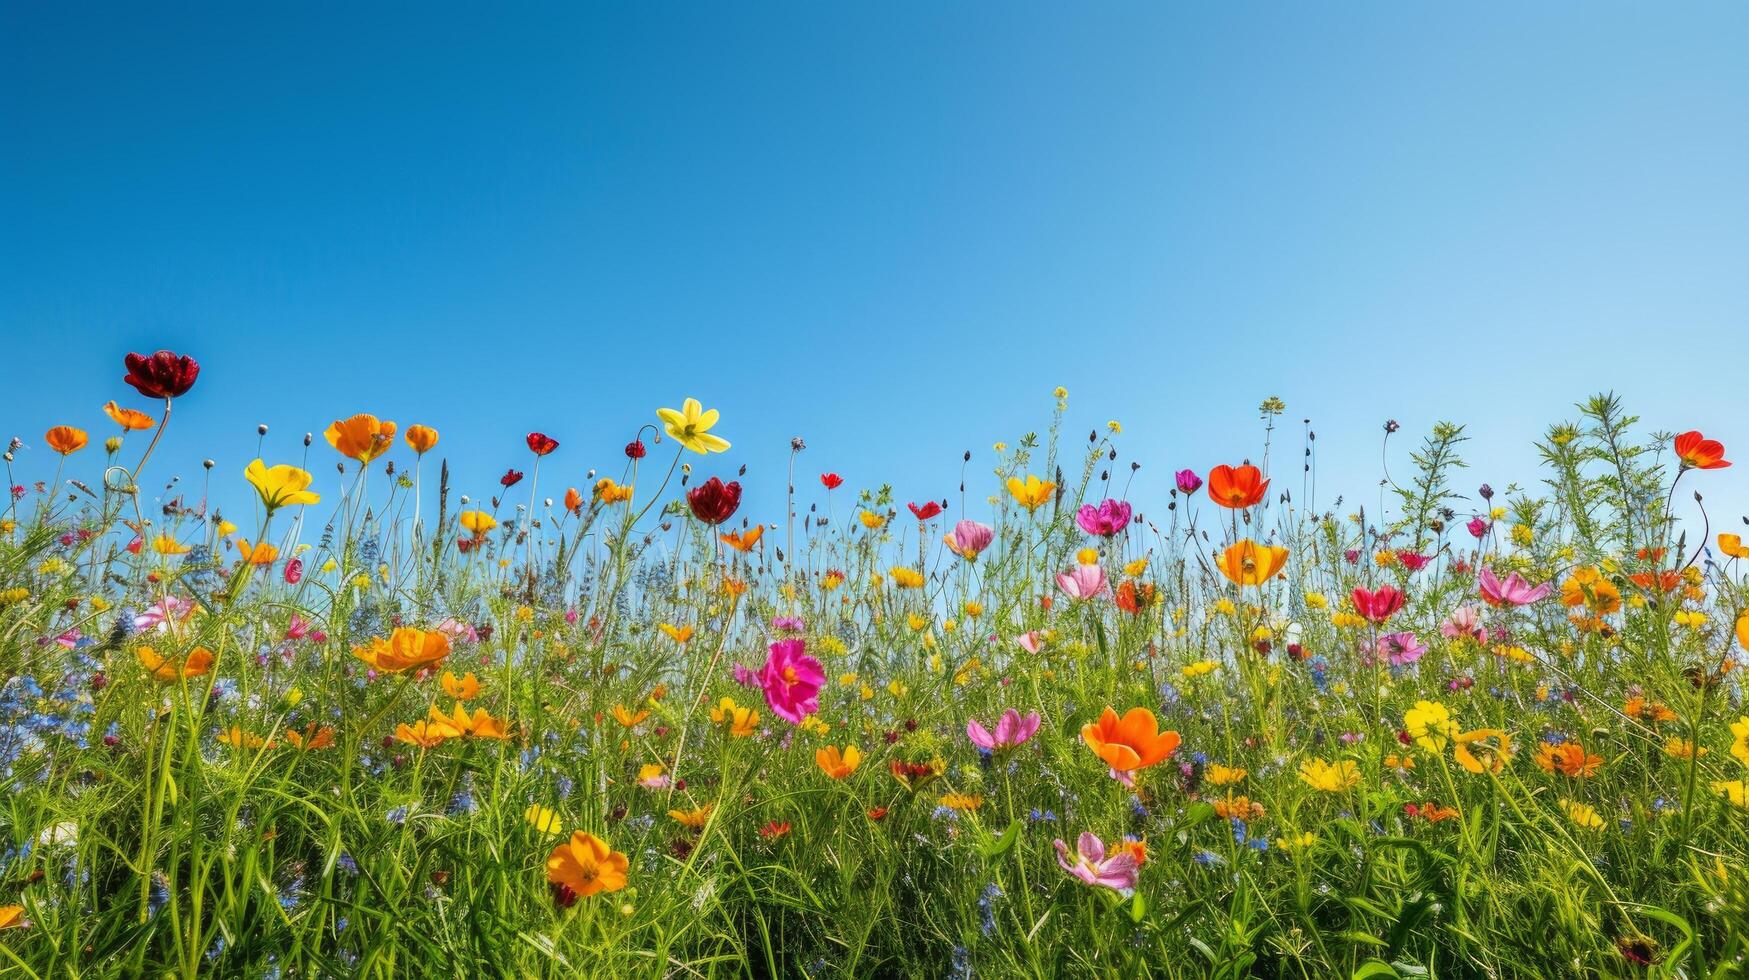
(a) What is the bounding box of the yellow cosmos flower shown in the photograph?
[1453,728,1514,774]
[151,534,191,556]
[546,831,629,898]
[1297,758,1361,793]
[234,539,279,566]
[1006,474,1056,510]
[710,697,758,737]
[1403,700,1458,752]
[246,459,320,512]
[137,646,215,683]
[441,671,481,700]
[1562,799,1605,830]
[656,398,730,454]
[1731,717,1749,766]
[525,804,563,835]
[668,804,714,828]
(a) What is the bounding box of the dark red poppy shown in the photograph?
[526,432,559,456]
[500,469,524,487]
[820,473,843,490]
[908,501,943,521]
[625,440,647,459]
[123,350,200,400]
[687,477,742,525]
[1352,584,1406,624]
[549,881,578,909]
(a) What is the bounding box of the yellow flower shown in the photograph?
[234,539,279,566]
[1663,737,1706,760]
[1297,758,1361,793]
[1274,831,1318,851]
[593,478,635,504]
[1403,700,1457,752]
[152,534,191,556]
[612,704,650,728]
[245,459,320,511]
[890,567,924,589]
[459,511,497,534]
[545,831,629,898]
[137,646,215,683]
[1205,764,1247,786]
[1181,660,1217,679]
[659,623,694,644]
[859,510,887,530]
[939,792,984,812]
[964,601,983,618]
[103,400,156,431]
[668,804,714,828]
[656,398,731,454]
[1123,558,1149,577]
[525,804,563,835]
[442,671,481,700]
[710,697,758,737]
[1714,780,1749,810]
[1216,539,1290,587]
[1452,728,1514,774]
[1006,475,1056,510]
[324,414,398,464]
[1731,717,1749,766]
[1562,799,1605,830]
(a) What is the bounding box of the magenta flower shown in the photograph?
[1053,832,1138,891]
[943,520,994,560]
[1075,499,1132,537]
[1056,564,1108,601]
[757,638,825,724]
[1175,469,1203,495]
[1477,566,1552,607]
[1377,631,1426,667]
[731,662,760,687]
[966,709,1041,752]
[1396,551,1432,572]
[1466,517,1491,539]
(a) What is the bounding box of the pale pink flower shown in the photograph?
[1053,832,1138,891]
[943,520,995,560]
[966,709,1041,752]
[1477,566,1552,607]
[1055,564,1107,601]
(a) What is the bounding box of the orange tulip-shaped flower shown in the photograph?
[351,627,451,673]
[325,414,398,464]
[816,744,862,779]
[546,831,629,902]
[1082,707,1181,785]
[404,424,440,455]
[720,525,764,552]
[1206,464,1268,509]
[1674,430,1730,470]
[45,426,88,455]
[1216,539,1290,586]
[103,400,157,431]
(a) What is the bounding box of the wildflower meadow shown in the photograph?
[4,349,1749,978]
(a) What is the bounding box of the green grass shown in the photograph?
[0,390,1746,978]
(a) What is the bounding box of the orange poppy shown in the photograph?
[325,414,398,464]
[103,400,156,431]
[720,526,764,552]
[404,424,439,455]
[285,724,336,751]
[1215,539,1290,586]
[1206,464,1268,509]
[351,627,451,673]
[1081,707,1181,775]
[563,487,584,514]
[44,426,88,455]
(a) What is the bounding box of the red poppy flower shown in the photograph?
[1352,584,1406,624]
[1206,464,1268,509]
[687,477,742,525]
[123,350,200,400]
[908,501,943,521]
[526,432,559,456]
[1674,430,1730,470]
[625,440,647,459]
[500,469,524,487]
[867,806,889,821]
[820,473,844,490]
[758,820,791,839]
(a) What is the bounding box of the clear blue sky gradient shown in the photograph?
[4,4,1747,533]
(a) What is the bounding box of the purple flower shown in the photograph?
[1174,469,1203,495]
[1075,499,1132,537]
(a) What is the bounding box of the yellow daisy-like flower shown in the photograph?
[245,459,320,512]
[1403,700,1458,752]
[656,398,731,454]
[1297,758,1360,793]
[1006,474,1056,510]
[1562,799,1605,830]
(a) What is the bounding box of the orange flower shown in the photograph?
[1718,534,1749,560]
[404,424,439,455]
[103,400,156,431]
[324,414,398,464]
[1206,464,1268,509]
[612,704,650,728]
[1081,707,1181,777]
[234,538,279,566]
[44,426,88,455]
[720,526,764,552]
[546,831,629,900]
[563,487,584,514]
[431,702,513,739]
[1452,728,1513,774]
[1624,696,1677,723]
[1533,741,1603,777]
[815,744,862,779]
[1674,430,1730,470]
[351,627,450,673]
[1215,539,1290,587]
[441,671,481,700]
[137,645,215,683]
[396,718,458,748]
[284,724,336,751]
[0,905,26,930]
[217,726,275,750]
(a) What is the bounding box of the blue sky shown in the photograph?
[3,3,1747,533]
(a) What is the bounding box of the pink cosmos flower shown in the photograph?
[966,709,1041,752]
[757,638,825,724]
[1053,832,1138,891]
[732,662,760,688]
[943,520,994,560]
[1016,631,1044,654]
[1075,499,1132,537]
[1377,631,1426,666]
[434,618,480,644]
[1441,605,1485,642]
[1056,564,1107,601]
[132,596,193,633]
[1466,517,1490,539]
[286,614,310,640]
[1175,469,1203,495]
[1477,566,1552,607]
